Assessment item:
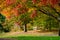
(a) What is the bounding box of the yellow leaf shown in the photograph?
[1,9,10,17]
[28,8,36,13]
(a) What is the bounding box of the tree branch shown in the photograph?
[47,5,60,16]
[38,9,58,20]
[33,6,58,20]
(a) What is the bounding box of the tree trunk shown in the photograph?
[24,24,27,32]
[59,29,60,36]
[59,21,60,36]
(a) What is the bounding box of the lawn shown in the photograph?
[0,36,59,40]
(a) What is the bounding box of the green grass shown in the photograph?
[0,36,59,40]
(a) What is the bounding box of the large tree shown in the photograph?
[0,0,60,35]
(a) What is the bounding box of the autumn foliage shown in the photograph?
[11,8,19,16]
[40,0,58,6]
[40,0,47,5]
[32,0,37,4]
[49,0,58,6]
[0,0,59,20]
[30,10,37,18]
[0,0,60,33]
[5,0,16,6]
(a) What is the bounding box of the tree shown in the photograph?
[0,0,60,35]
[0,13,5,32]
[19,13,32,32]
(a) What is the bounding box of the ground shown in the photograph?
[0,30,58,38]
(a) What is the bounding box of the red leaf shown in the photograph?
[5,0,16,6]
[41,0,47,5]
[16,4,22,8]
[11,8,19,16]
[30,10,37,18]
[50,0,58,6]
[32,0,37,4]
